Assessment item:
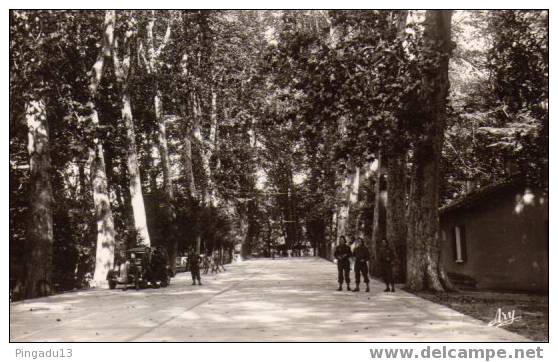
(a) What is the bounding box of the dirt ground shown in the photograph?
[412,289,548,342]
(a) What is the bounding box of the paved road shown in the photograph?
[10,257,527,342]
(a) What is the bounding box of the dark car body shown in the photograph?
[107,246,174,290]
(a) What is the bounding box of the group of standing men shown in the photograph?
[334,236,396,293]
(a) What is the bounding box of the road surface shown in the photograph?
[10,257,527,342]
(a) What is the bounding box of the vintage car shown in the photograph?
[107,246,174,290]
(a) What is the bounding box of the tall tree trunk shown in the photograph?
[266,219,273,257]
[207,89,218,205]
[182,127,197,197]
[191,92,204,253]
[78,161,86,199]
[23,99,54,299]
[383,10,410,283]
[238,207,249,260]
[154,87,178,271]
[288,168,297,246]
[147,138,159,193]
[336,169,358,243]
[335,181,349,243]
[118,157,135,250]
[113,29,152,247]
[328,208,337,260]
[370,154,387,276]
[193,88,217,252]
[406,10,454,292]
[192,89,217,207]
[348,167,360,234]
[155,90,173,200]
[90,140,116,287]
[334,116,361,244]
[386,150,407,282]
[284,164,299,250]
[121,90,151,246]
[89,10,117,288]
[144,12,177,266]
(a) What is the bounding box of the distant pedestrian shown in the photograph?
[202,255,210,274]
[210,253,220,274]
[380,238,395,292]
[188,250,202,286]
[352,237,370,292]
[334,236,352,291]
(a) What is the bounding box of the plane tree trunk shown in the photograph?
[88,10,117,288]
[370,154,387,277]
[182,123,197,198]
[113,27,151,247]
[406,10,455,292]
[335,166,360,241]
[386,150,407,282]
[23,99,54,299]
[380,10,410,283]
[144,12,176,269]
[191,92,204,253]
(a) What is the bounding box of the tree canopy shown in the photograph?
[10,10,548,299]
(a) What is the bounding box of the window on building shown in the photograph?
[453,225,467,263]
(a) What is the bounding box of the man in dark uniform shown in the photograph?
[352,237,370,292]
[188,250,202,286]
[334,235,352,291]
[380,238,395,292]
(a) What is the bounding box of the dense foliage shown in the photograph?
[10,10,548,297]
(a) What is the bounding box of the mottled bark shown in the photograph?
[155,91,173,199]
[336,168,360,243]
[121,91,151,246]
[23,99,54,299]
[406,10,455,292]
[327,209,337,260]
[182,128,197,197]
[90,140,116,287]
[89,11,117,288]
[382,10,410,283]
[113,29,151,247]
[144,13,176,269]
[238,210,249,260]
[206,89,218,205]
[348,167,360,234]
[78,161,86,198]
[386,151,407,282]
[144,13,173,199]
[191,92,204,253]
[370,154,387,277]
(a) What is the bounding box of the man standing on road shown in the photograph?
[334,235,352,291]
[352,237,370,292]
[380,238,395,292]
[188,250,202,286]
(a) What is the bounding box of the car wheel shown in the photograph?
[108,280,117,290]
